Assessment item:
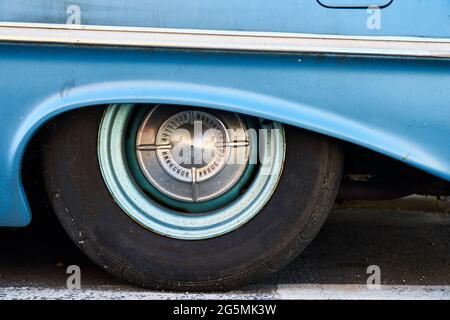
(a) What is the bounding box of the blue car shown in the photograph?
[0,0,449,290]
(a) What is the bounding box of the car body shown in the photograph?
[0,0,449,290]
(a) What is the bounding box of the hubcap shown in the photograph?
[98,104,285,240]
[135,107,250,202]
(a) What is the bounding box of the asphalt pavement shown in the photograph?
[0,198,449,300]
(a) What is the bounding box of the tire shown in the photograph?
[42,105,343,291]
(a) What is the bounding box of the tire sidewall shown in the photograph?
[43,107,343,290]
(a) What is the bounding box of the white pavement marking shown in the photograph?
[0,286,279,300]
[0,285,449,300]
[277,284,450,300]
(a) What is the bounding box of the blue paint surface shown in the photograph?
[1,0,450,38]
[0,44,449,226]
[1,1,450,226]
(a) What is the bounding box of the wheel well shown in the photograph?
[338,143,450,200]
[21,104,450,221]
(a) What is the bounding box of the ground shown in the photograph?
[0,198,449,300]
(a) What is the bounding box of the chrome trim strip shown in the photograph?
[1,22,450,58]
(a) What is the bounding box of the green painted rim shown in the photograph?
[98,104,285,240]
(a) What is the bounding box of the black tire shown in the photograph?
[42,106,343,291]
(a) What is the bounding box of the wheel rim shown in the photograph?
[98,104,285,240]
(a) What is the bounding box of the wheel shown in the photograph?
[42,104,343,291]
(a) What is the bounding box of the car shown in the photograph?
[0,0,449,291]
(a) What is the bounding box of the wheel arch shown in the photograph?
[13,80,450,226]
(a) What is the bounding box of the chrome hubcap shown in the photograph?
[135,107,250,202]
